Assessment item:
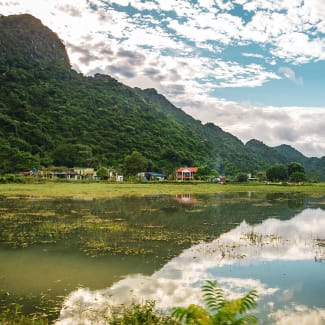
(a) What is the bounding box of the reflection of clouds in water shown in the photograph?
[58,289,112,325]
[56,209,325,324]
[269,305,325,325]
[194,208,325,264]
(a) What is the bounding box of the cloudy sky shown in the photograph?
[1,0,325,157]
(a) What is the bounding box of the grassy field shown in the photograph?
[0,181,324,199]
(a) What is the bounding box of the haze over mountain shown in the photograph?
[0,14,324,179]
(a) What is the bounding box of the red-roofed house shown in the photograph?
[176,167,198,180]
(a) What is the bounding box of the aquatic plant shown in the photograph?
[0,303,48,324]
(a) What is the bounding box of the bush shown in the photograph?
[236,173,248,183]
[172,280,258,324]
[0,174,44,183]
[109,301,179,325]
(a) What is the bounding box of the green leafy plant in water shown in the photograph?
[172,280,258,324]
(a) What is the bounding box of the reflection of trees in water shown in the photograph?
[287,193,305,210]
[265,192,306,210]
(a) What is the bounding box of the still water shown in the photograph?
[0,192,324,324]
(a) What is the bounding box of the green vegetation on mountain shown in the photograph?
[246,140,324,180]
[0,14,323,179]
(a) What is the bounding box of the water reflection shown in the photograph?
[57,208,325,324]
[269,305,325,324]
[176,193,198,204]
[0,192,324,323]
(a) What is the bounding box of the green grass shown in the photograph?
[0,181,324,199]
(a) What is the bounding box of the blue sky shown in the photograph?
[1,0,324,157]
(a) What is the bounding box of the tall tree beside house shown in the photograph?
[236,172,248,183]
[195,165,219,181]
[123,151,148,176]
[53,144,93,168]
[96,166,109,180]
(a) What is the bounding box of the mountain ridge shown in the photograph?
[0,14,323,179]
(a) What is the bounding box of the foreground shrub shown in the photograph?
[109,300,179,325]
[1,282,258,324]
[172,280,258,325]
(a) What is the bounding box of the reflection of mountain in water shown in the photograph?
[57,208,325,325]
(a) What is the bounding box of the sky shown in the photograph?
[1,0,325,157]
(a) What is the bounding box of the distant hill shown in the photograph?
[245,140,324,179]
[273,144,308,165]
[0,14,323,179]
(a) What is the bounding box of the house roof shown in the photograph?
[176,167,198,173]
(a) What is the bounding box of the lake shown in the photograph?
[0,192,324,324]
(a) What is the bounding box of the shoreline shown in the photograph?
[0,182,324,199]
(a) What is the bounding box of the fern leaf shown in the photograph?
[235,313,258,324]
[171,306,189,321]
[172,304,211,324]
[239,290,258,314]
[201,280,225,312]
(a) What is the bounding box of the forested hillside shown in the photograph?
[0,14,323,178]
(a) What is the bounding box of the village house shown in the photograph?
[137,172,167,181]
[20,168,96,180]
[109,170,123,182]
[176,167,198,180]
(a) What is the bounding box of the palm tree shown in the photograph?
[172,280,258,324]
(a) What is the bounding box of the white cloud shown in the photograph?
[242,52,265,59]
[2,0,325,65]
[278,67,303,85]
[183,100,325,157]
[272,32,325,64]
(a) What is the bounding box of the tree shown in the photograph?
[0,141,40,174]
[288,162,304,176]
[196,165,218,181]
[256,171,266,182]
[54,144,93,167]
[221,160,238,176]
[172,280,258,325]
[96,166,108,180]
[123,151,148,176]
[236,172,248,183]
[289,171,306,183]
[288,162,305,182]
[266,164,287,182]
